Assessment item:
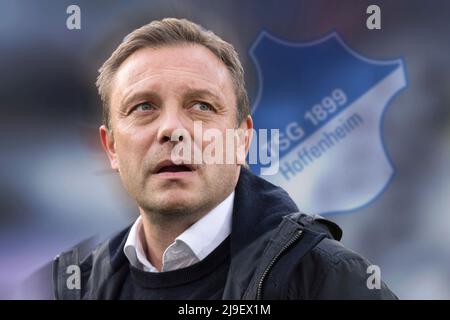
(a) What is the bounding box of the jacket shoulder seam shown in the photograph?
[312,240,364,265]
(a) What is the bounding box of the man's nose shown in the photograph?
[156,107,187,144]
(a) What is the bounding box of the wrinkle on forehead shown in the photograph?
[120,69,227,107]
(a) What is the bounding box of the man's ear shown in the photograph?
[236,115,253,164]
[99,125,119,171]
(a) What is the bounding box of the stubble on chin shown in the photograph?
[138,195,214,228]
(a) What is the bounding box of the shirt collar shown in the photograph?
[124,215,157,272]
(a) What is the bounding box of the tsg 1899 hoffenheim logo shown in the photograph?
[249,31,407,215]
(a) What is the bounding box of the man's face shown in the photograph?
[100,44,252,218]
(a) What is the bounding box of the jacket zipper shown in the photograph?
[256,229,303,300]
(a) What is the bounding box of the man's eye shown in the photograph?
[191,102,214,112]
[133,102,154,112]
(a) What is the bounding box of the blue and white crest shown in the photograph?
[249,31,407,215]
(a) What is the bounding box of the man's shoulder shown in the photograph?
[59,225,131,268]
[53,225,132,299]
[265,213,398,299]
[297,237,398,299]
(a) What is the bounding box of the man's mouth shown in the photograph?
[156,164,193,173]
[153,160,195,176]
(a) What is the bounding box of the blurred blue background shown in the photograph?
[1,0,449,299]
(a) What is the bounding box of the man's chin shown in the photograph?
[143,199,203,220]
[146,191,199,212]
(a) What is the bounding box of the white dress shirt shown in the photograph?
[124,191,234,272]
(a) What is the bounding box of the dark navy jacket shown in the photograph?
[53,167,398,299]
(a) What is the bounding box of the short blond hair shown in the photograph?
[96,18,250,128]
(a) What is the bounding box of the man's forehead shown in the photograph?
[113,45,233,97]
